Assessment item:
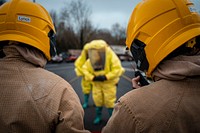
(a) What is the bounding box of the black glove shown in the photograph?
[93,75,107,81]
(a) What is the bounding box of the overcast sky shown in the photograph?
[35,0,141,30]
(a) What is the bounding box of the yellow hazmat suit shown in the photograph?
[82,40,125,124]
[74,43,92,108]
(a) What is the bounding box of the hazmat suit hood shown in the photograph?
[87,40,108,71]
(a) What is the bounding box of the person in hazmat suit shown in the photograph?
[0,0,90,133]
[102,0,200,132]
[75,43,93,109]
[82,40,125,125]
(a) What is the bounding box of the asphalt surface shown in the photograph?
[45,61,135,132]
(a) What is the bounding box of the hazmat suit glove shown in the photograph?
[93,75,107,81]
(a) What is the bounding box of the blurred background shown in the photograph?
[0,1,141,132]
[0,0,140,60]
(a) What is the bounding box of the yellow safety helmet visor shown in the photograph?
[126,0,200,75]
[0,0,56,60]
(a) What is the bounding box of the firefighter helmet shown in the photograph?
[126,0,200,75]
[0,0,56,60]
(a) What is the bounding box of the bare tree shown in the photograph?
[111,23,126,45]
[61,0,94,49]
[55,0,125,52]
[49,10,59,30]
[89,29,115,45]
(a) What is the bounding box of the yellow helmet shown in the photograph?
[0,0,56,60]
[126,0,200,75]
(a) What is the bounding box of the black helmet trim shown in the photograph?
[48,30,57,57]
[130,39,149,71]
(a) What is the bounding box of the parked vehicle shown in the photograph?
[50,55,63,63]
[110,45,134,61]
[65,55,78,62]
[59,52,78,62]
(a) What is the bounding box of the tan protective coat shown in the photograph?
[0,45,90,133]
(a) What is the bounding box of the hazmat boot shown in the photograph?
[93,107,103,125]
[82,94,89,109]
[108,108,113,117]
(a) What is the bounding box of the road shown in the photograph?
[45,61,136,132]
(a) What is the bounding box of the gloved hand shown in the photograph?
[93,75,107,81]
